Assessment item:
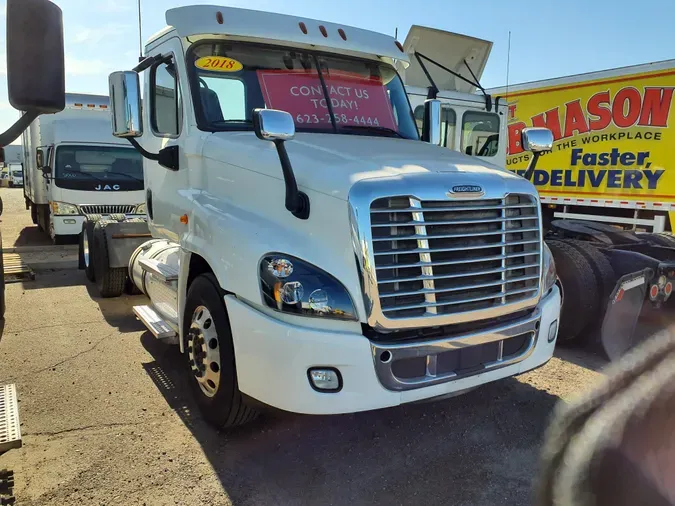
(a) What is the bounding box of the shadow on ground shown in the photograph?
[5,225,52,248]
[141,332,560,506]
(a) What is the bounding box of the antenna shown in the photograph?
[505,30,511,105]
[137,0,143,62]
[395,27,398,40]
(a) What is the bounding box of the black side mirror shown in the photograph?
[41,165,51,180]
[7,0,65,113]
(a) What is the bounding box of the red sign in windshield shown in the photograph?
[257,70,396,130]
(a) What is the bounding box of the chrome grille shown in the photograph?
[79,204,135,215]
[370,195,541,320]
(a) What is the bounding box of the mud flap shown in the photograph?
[600,268,651,361]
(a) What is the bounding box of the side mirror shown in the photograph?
[252,108,309,220]
[521,127,553,153]
[252,109,295,141]
[7,0,65,113]
[36,149,44,167]
[109,71,143,138]
[422,99,441,145]
[41,165,52,175]
[521,127,554,181]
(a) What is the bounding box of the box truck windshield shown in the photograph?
[54,145,143,189]
[188,42,418,139]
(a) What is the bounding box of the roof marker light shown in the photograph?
[395,41,404,52]
[216,11,223,24]
[298,22,307,34]
[338,28,347,40]
[319,25,328,37]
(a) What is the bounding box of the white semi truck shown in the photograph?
[83,6,561,429]
[21,94,145,244]
[401,28,675,356]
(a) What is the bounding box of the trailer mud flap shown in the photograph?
[600,269,651,361]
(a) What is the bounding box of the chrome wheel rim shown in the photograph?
[83,231,90,268]
[187,305,221,398]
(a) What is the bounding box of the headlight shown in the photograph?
[134,202,147,215]
[50,201,80,215]
[260,255,357,320]
[542,242,557,294]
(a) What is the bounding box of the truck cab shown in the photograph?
[403,26,508,169]
[22,94,145,243]
[100,6,560,429]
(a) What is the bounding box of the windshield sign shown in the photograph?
[257,70,397,130]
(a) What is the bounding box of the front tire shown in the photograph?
[183,273,258,429]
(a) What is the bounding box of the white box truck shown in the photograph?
[21,94,145,244]
[84,6,562,429]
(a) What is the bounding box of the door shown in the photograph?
[142,37,189,242]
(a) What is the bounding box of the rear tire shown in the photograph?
[183,273,258,429]
[81,215,101,282]
[92,223,126,298]
[639,232,675,247]
[546,240,599,342]
[565,240,616,304]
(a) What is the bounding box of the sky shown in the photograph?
[0,0,673,143]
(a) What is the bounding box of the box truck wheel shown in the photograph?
[183,273,258,429]
[639,232,675,248]
[546,240,599,342]
[565,240,616,306]
[92,223,126,298]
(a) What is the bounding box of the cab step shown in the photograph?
[139,258,178,282]
[133,305,177,340]
[0,384,21,454]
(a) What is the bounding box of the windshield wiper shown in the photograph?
[103,171,143,183]
[59,171,105,183]
[338,125,403,138]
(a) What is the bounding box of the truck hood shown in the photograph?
[204,132,523,201]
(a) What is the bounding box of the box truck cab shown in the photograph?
[22,94,145,243]
[91,6,561,429]
[8,164,22,187]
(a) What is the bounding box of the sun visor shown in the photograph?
[399,26,492,93]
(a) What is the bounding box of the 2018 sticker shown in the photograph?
[195,56,243,72]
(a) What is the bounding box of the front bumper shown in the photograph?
[226,286,561,415]
[52,214,145,237]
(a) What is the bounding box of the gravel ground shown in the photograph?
[0,186,605,505]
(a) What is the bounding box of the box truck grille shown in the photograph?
[370,195,541,320]
[80,205,135,215]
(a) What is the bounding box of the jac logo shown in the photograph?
[450,185,483,195]
[95,184,120,191]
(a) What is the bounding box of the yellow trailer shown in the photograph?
[489,60,675,231]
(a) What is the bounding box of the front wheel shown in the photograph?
[183,273,258,429]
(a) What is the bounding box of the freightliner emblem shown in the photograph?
[448,185,484,197]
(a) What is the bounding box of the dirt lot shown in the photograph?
[0,187,605,505]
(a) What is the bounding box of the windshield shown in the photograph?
[12,170,22,177]
[54,145,143,191]
[188,42,419,140]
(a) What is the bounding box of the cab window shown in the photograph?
[414,104,456,148]
[462,111,500,157]
[151,60,183,136]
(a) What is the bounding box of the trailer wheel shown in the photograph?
[183,273,258,429]
[92,223,126,298]
[546,240,599,342]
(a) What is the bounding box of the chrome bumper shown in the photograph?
[371,309,541,391]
